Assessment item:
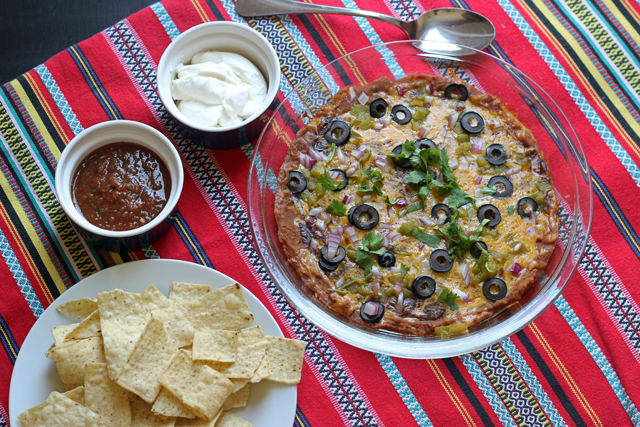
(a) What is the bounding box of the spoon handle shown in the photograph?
[235,0,405,31]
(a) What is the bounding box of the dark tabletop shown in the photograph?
[0,0,155,83]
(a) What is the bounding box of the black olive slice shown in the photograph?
[377,252,396,268]
[324,120,350,146]
[360,301,385,323]
[391,144,412,169]
[460,111,485,134]
[477,204,501,227]
[444,84,468,101]
[430,249,453,273]
[486,144,508,166]
[517,197,539,218]
[319,258,338,272]
[349,204,379,230]
[483,277,507,301]
[412,275,436,298]
[287,171,307,194]
[488,176,513,199]
[391,105,412,125]
[329,169,349,191]
[369,98,388,118]
[321,246,346,265]
[414,138,437,150]
[312,139,329,152]
[431,204,452,224]
[470,241,488,259]
[347,206,357,224]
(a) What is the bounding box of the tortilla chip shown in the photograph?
[214,411,253,427]
[174,409,222,426]
[64,310,101,341]
[264,337,306,384]
[142,285,173,312]
[153,284,253,348]
[151,387,195,419]
[17,387,85,427]
[33,391,106,427]
[192,330,238,363]
[216,328,267,379]
[50,336,106,390]
[131,394,177,427]
[229,378,249,394]
[222,382,251,410]
[117,317,179,403]
[51,323,79,347]
[56,298,98,319]
[160,350,233,421]
[169,282,210,303]
[84,363,132,427]
[97,289,150,379]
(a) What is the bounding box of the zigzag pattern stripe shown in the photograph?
[497,0,640,187]
[0,228,43,317]
[554,296,640,424]
[104,21,379,426]
[33,64,83,136]
[150,2,180,41]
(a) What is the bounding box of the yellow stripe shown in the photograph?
[0,326,18,359]
[592,178,640,255]
[174,218,209,266]
[619,0,640,27]
[110,253,125,265]
[69,46,120,120]
[191,0,210,23]
[426,359,476,427]
[599,0,640,58]
[24,73,71,149]
[529,323,603,426]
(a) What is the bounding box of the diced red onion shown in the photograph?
[329,170,341,180]
[417,243,424,250]
[448,112,460,129]
[374,122,384,132]
[346,163,358,176]
[526,226,536,236]
[315,219,326,232]
[319,211,329,222]
[343,194,355,205]
[435,172,443,182]
[394,283,404,293]
[459,260,471,287]
[428,84,434,95]
[420,215,434,226]
[345,225,358,244]
[352,144,367,159]
[475,175,483,184]
[358,92,369,105]
[529,209,537,227]
[443,239,450,250]
[390,266,401,274]
[336,277,346,288]
[387,231,399,242]
[305,216,317,224]
[330,225,343,235]
[375,155,388,170]
[397,290,404,314]
[371,283,380,293]
[397,87,405,96]
[450,157,459,170]
[310,238,318,249]
[424,96,433,107]
[308,147,327,162]
[453,288,472,302]
[337,147,347,164]
[506,166,521,176]
[379,118,390,127]
[396,198,408,208]
[418,127,428,139]
[300,153,315,170]
[387,205,393,218]
[513,243,522,252]
[309,207,322,216]
[378,222,392,230]
[371,266,381,277]
[475,188,485,198]
[362,194,372,202]
[326,233,341,258]
[465,229,473,237]
[508,262,524,276]
[363,301,380,316]
[382,234,392,250]
[470,141,484,153]
[348,87,356,102]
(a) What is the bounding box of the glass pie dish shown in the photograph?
[247,41,593,358]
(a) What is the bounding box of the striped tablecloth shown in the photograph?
[2,0,640,426]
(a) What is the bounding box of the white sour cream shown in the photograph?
[171,51,267,128]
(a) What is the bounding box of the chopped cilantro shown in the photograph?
[326,199,347,217]
[507,205,515,215]
[435,211,489,259]
[328,288,347,294]
[354,231,386,275]
[409,230,441,248]
[318,171,339,191]
[448,187,475,209]
[358,167,385,197]
[401,263,409,278]
[438,288,459,310]
[405,203,425,214]
[480,185,497,195]
[354,251,374,276]
[326,143,336,163]
[384,195,398,205]
[404,170,427,187]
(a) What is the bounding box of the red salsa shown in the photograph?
[72,143,171,231]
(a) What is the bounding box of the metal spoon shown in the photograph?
[235,0,495,55]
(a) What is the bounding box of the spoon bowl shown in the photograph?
[235,0,495,55]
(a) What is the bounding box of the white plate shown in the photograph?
[9,259,296,427]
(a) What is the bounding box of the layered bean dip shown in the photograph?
[274,74,559,336]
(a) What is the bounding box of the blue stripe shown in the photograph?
[0,313,19,364]
[375,354,432,426]
[150,3,180,40]
[34,64,84,136]
[168,212,215,269]
[554,296,640,424]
